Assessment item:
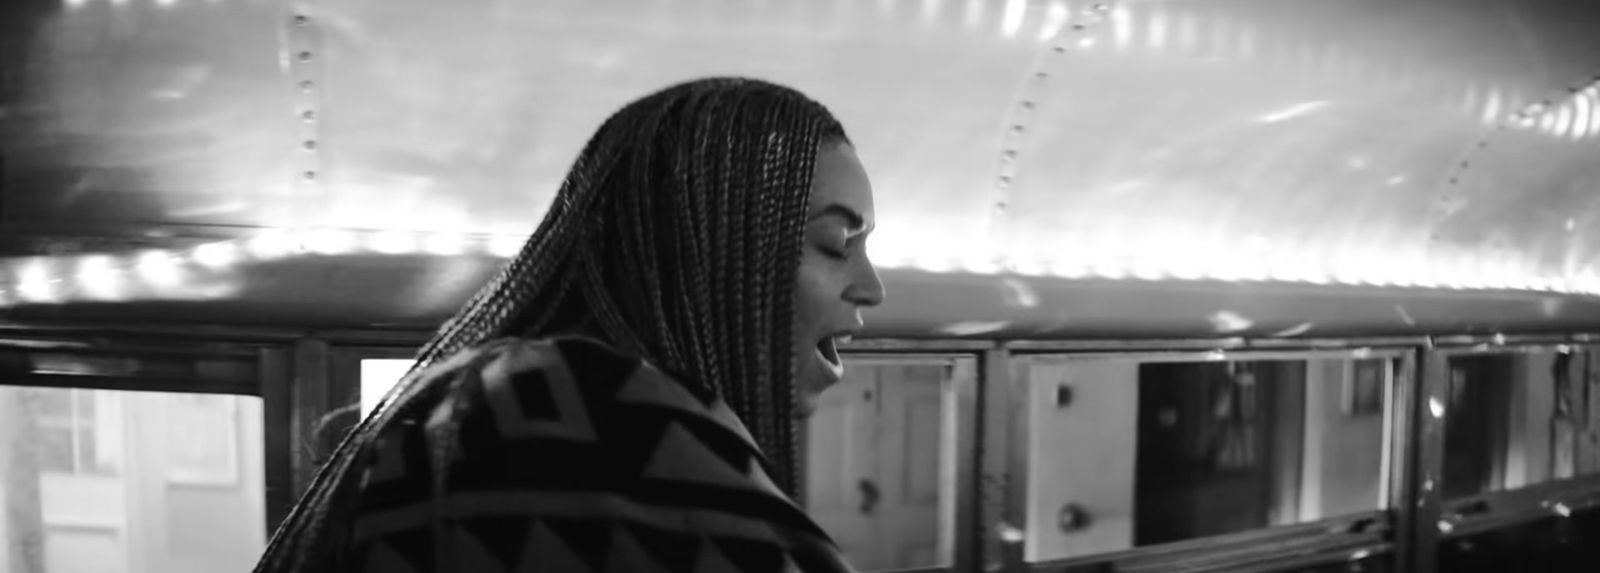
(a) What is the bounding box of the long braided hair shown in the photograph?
[256,77,849,572]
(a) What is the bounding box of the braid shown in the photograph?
[255,77,849,572]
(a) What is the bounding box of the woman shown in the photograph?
[255,77,885,572]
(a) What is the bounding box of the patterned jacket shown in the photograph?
[337,335,856,572]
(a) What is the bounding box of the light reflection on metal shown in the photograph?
[137,251,184,287]
[937,321,1010,336]
[368,231,418,255]
[76,256,122,301]
[5,241,244,307]
[1258,100,1331,123]
[1544,500,1573,518]
[1147,7,1167,52]
[1000,277,1040,308]
[1208,311,1253,333]
[1177,11,1198,54]
[1112,5,1133,50]
[1037,0,1069,42]
[423,233,469,256]
[1001,0,1026,38]
[1271,322,1315,337]
[18,260,59,303]
[1569,98,1587,138]
[996,523,1025,544]
[304,229,356,255]
[11,0,1600,311]
[192,242,238,268]
[248,231,297,260]
[920,0,941,26]
[962,0,983,31]
[1591,86,1600,135]
[1542,107,1562,136]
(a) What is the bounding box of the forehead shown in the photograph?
[806,143,875,229]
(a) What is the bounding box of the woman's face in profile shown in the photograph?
[791,141,886,419]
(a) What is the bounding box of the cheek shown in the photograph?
[792,260,835,327]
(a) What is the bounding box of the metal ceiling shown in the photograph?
[1,0,1598,336]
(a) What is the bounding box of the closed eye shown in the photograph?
[817,246,849,260]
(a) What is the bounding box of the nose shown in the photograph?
[845,257,886,308]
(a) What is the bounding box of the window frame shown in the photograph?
[1423,342,1600,549]
[1002,344,1420,573]
[817,350,985,573]
[5,325,1600,573]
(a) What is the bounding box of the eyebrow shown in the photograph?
[807,204,867,231]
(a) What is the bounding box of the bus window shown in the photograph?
[358,359,416,419]
[803,355,972,572]
[1440,348,1600,499]
[0,386,266,573]
[1019,354,1397,562]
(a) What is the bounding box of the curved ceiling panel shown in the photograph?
[1,0,1598,328]
[1,0,295,232]
[304,0,1038,239]
[995,0,1600,290]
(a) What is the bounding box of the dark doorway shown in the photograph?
[1133,361,1305,545]
[1440,355,1514,499]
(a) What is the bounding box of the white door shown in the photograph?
[804,356,967,571]
[1021,358,1140,562]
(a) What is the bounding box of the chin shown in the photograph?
[793,394,820,420]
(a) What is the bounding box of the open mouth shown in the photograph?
[814,333,850,380]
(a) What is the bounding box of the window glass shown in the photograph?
[1441,348,1600,499]
[359,359,415,419]
[803,357,966,572]
[0,386,266,573]
[1022,356,1396,562]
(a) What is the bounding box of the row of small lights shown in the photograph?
[37,0,1600,302]
[4,226,1597,307]
[62,0,231,7]
[869,237,1600,295]
[892,253,1600,296]
[1512,82,1600,141]
[0,230,526,306]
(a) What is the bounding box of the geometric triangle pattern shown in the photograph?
[602,524,677,573]
[358,540,422,573]
[709,537,789,572]
[449,525,513,573]
[515,520,596,573]
[615,364,708,414]
[334,335,854,573]
[641,422,757,491]
[483,347,597,443]
[745,462,787,499]
[618,522,700,573]
[616,366,760,452]
[706,396,759,450]
[545,519,613,571]
[463,516,534,568]
[693,538,743,573]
